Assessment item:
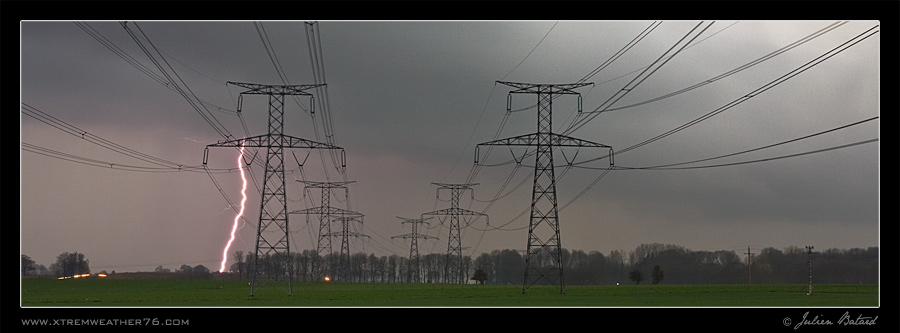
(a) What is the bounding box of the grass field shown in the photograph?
[20,278,878,307]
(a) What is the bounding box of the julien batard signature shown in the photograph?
[784,311,878,329]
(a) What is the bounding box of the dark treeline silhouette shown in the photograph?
[24,244,876,285]
[219,243,877,285]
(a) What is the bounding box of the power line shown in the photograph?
[578,21,662,85]
[605,138,877,171]
[121,21,233,140]
[612,24,879,158]
[500,21,558,81]
[475,25,879,172]
[565,21,714,135]
[456,22,564,186]
[21,103,236,173]
[603,116,878,171]
[458,22,670,234]
[75,21,237,115]
[581,21,848,116]
[22,103,185,169]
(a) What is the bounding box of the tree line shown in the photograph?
[22,244,878,285]
[21,252,90,277]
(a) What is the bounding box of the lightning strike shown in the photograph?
[219,145,247,273]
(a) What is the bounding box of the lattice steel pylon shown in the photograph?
[203,81,344,296]
[327,215,368,282]
[392,217,438,283]
[476,81,614,294]
[422,183,488,284]
[289,181,361,281]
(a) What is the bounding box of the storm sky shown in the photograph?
[20,20,880,273]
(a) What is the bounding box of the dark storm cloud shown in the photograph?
[20,20,878,272]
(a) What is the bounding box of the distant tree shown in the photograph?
[293,250,310,282]
[652,265,665,284]
[232,251,245,278]
[608,250,626,266]
[494,249,524,284]
[462,255,473,283]
[177,264,193,275]
[154,265,171,273]
[21,254,37,276]
[367,253,381,283]
[629,269,643,285]
[193,264,212,279]
[471,268,488,285]
[52,252,90,277]
[387,255,399,283]
[38,264,51,276]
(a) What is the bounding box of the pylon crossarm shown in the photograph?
[327,231,369,238]
[392,233,439,240]
[422,207,488,217]
[478,133,610,148]
[227,81,324,95]
[207,134,341,150]
[397,216,434,224]
[289,206,363,217]
[430,182,479,189]
[299,180,355,188]
[496,81,591,94]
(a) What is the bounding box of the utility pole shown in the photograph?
[203,81,344,296]
[806,245,814,296]
[392,217,438,283]
[476,81,613,294]
[327,215,368,282]
[422,183,488,284]
[745,246,754,286]
[289,181,361,281]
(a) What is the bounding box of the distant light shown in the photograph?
[324,276,330,282]
[98,274,107,278]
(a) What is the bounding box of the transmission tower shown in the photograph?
[806,245,814,296]
[203,81,344,296]
[421,183,488,284]
[745,246,754,286]
[327,215,368,282]
[476,81,614,294]
[392,216,438,283]
[289,180,361,281]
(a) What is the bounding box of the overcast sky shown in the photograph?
[20,20,880,273]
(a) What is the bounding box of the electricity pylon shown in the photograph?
[289,180,361,281]
[422,183,488,284]
[203,81,344,296]
[745,246,754,286]
[806,245,814,296]
[327,215,368,282]
[476,81,614,294]
[392,216,438,283]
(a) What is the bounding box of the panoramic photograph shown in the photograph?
[17,14,886,331]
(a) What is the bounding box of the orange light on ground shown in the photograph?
[324,276,330,282]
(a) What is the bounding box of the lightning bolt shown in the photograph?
[219,145,247,273]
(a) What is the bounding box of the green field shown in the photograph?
[20,278,878,307]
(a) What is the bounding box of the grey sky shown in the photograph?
[20,20,879,273]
